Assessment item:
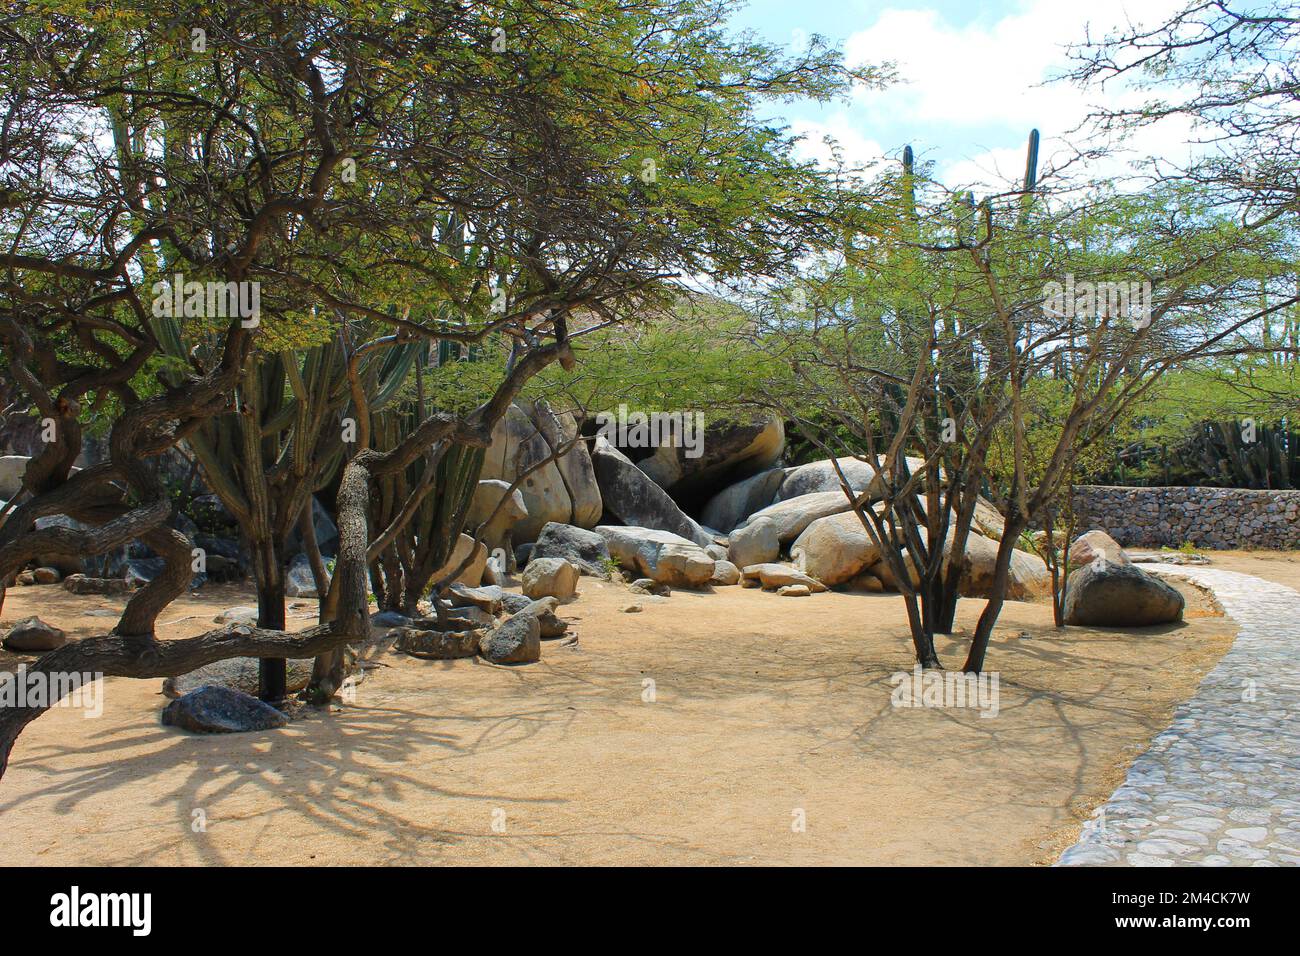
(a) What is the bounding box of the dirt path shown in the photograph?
[0,562,1247,866]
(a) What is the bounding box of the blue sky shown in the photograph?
[726,0,1192,192]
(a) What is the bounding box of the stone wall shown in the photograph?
[1071,486,1300,550]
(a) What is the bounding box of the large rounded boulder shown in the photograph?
[789,511,882,587]
[1063,561,1184,627]
[480,400,602,543]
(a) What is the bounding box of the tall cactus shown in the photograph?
[154,310,420,698]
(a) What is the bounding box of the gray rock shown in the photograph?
[512,595,568,639]
[775,457,884,502]
[371,610,414,628]
[1069,529,1131,567]
[1063,560,1185,627]
[162,657,315,698]
[711,560,741,586]
[790,510,881,586]
[521,556,579,600]
[595,525,715,588]
[161,686,288,734]
[445,583,504,615]
[590,437,713,547]
[700,467,787,534]
[479,614,541,664]
[2,616,67,652]
[625,415,784,500]
[514,542,534,569]
[736,491,856,545]
[741,563,828,592]
[395,628,482,659]
[728,516,781,569]
[499,592,535,615]
[530,522,612,576]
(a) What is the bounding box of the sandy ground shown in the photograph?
[0,554,1271,867]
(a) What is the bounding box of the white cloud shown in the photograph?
[827,0,1202,192]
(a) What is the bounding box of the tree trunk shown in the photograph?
[962,518,1027,673]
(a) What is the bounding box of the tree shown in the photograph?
[0,0,879,773]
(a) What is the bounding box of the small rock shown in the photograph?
[15,570,35,586]
[161,686,288,734]
[622,604,643,613]
[478,614,541,664]
[778,584,811,597]
[2,616,67,652]
[32,567,61,584]
[213,606,259,625]
[710,560,741,586]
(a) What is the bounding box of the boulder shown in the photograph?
[285,552,326,598]
[521,556,579,601]
[775,457,881,502]
[954,533,1052,601]
[439,606,497,630]
[590,437,713,547]
[595,525,715,588]
[467,479,529,561]
[740,563,828,592]
[62,574,130,595]
[499,592,536,615]
[736,491,855,545]
[710,560,741,586]
[31,566,60,584]
[790,511,882,586]
[1063,560,1185,627]
[700,467,787,534]
[512,595,569,639]
[972,497,1006,541]
[431,534,489,589]
[161,686,288,734]
[395,628,482,659]
[1069,529,1131,567]
[727,516,780,569]
[530,522,612,576]
[162,657,314,698]
[2,616,66,652]
[624,415,784,501]
[445,583,504,615]
[479,613,541,664]
[480,400,601,542]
